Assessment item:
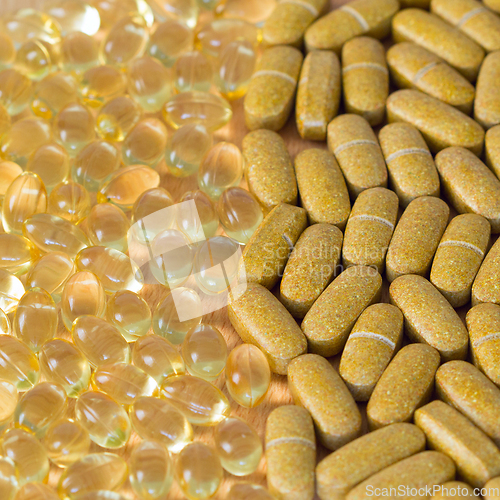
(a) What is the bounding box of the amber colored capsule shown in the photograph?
[54,102,95,156]
[26,143,70,193]
[48,181,91,223]
[148,19,194,67]
[0,34,15,71]
[106,290,151,341]
[174,51,213,93]
[0,381,17,432]
[96,96,142,142]
[0,457,17,500]
[0,270,25,314]
[86,203,130,253]
[0,233,38,276]
[148,0,198,27]
[122,118,167,167]
[0,103,10,139]
[0,161,21,199]
[0,69,33,116]
[39,338,91,397]
[0,335,39,390]
[227,483,275,500]
[14,483,59,500]
[1,9,60,48]
[14,40,52,81]
[176,190,219,242]
[72,315,131,368]
[79,65,126,109]
[75,392,132,448]
[61,32,100,76]
[44,0,100,36]
[89,0,154,28]
[0,309,10,335]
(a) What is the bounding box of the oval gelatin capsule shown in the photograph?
[0,68,33,116]
[96,96,142,142]
[147,0,198,27]
[48,180,91,223]
[26,143,71,193]
[0,309,10,335]
[0,381,17,433]
[0,34,15,71]
[13,483,59,500]
[79,65,127,109]
[43,0,101,36]
[106,290,151,341]
[173,50,213,93]
[0,233,38,276]
[122,119,167,168]
[148,19,193,67]
[54,102,95,156]
[0,335,39,390]
[227,483,275,500]
[0,270,24,314]
[0,161,21,199]
[86,203,130,253]
[61,32,100,76]
[216,0,275,25]
[14,39,52,82]
[176,190,219,242]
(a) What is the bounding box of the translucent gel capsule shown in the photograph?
[163,91,232,131]
[23,214,90,258]
[79,65,127,109]
[39,339,91,397]
[0,270,25,314]
[132,334,185,384]
[225,344,271,408]
[54,102,95,156]
[71,492,129,500]
[0,457,19,500]
[72,315,130,367]
[14,40,52,81]
[75,246,144,293]
[148,20,193,67]
[0,381,17,432]
[175,442,223,499]
[14,382,67,438]
[43,419,90,468]
[0,34,16,71]
[101,15,150,67]
[98,165,160,208]
[0,233,39,276]
[121,119,167,167]
[176,190,219,241]
[86,203,130,252]
[44,0,101,36]
[75,392,131,448]
[58,452,128,498]
[15,483,59,500]
[0,335,39,390]
[96,96,142,142]
[48,181,91,223]
[31,72,78,121]
[61,32,100,76]
[173,51,213,93]
[216,0,276,25]
[0,309,11,335]
[161,374,230,426]
[61,272,106,330]
[129,440,173,500]
[89,0,154,29]
[147,0,199,28]
[227,483,275,500]
[26,143,70,193]
[181,324,227,381]
[0,103,11,139]
[1,428,49,484]
[106,290,151,341]
[14,288,57,353]
[0,161,20,199]
[72,140,121,192]
[0,69,33,115]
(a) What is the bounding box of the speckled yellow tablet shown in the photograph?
[431,0,500,53]
[484,478,500,500]
[430,214,490,308]
[288,354,362,451]
[341,37,388,126]
[379,123,440,207]
[389,275,469,360]
[295,149,351,229]
[262,0,327,47]
[301,265,382,357]
[280,224,343,319]
[296,50,341,141]
[392,8,485,82]
[237,203,307,289]
[339,303,403,402]
[342,187,399,273]
[415,400,500,488]
[436,360,500,447]
[327,114,388,197]
[244,45,303,131]
[472,238,500,306]
[304,0,399,53]
[475,52,500,129]
[386,196,449,282]
[435,147,500,232]
[387,89,485,155]
[431,482,478,500]
[346,451,456,500]
[228,282,307,375]
[266,405,316,500]
[466,303,500,387]
[316,423,426,500]
[485,0,500,13]
[242,129,298,209]
[485,125,500,179]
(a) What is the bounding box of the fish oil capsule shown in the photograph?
[0,233,38,276]
[339,303,403,402]
[473,237,500,306]
[148,0,198,27]
[161,374,231,426]
[129,440,173,500]
[0,103,10,140]
[244,45,303,131]
[386,43,476,114]
[132,335,185,385]
[0,335,39,390]
[342,187,399,273]
[96,97,141,143]
[0,381,17,432]
[14,40,52,81]
[0,309,11,335]
[486,125,500,178]
[72,140,121,193]
[72,316,131,367]
[176,190,219,242]
[14,288,57,353]
[90,0,154,28]
[475,52,500,129]
[173,51,213,93]
[14,382,67,438]
[39,339,91,397]
[122,119,167,167]
[86,203,130,253]
[43,419,90,468]
[301,266,382,357]
[1,428,49,484]
[61,32,100,76]
[387,90,485,155]
[304,0,399,53]
[327,114,388,197]
[54,102,95,156]
[130,396,193,452]
[316,423,426,500]
[44,0,100,36]
[15,483,60,500]
[106,291,151,342]
[48,181,91,223]
[0,69,33,115]
[0,34,15,71]
[26,143,70,194]
[430,214,490,307]
[0,161,21,199]
[148,19,194,67]
[152,288,202,345]
[216,0,275,24]
[79,65,127,109]
[296,50,341,141]
[0,270,25,314]
[0,459,17,500]
[386,196,449,282]
[227,483,275,500]
[266,405,315,500]
[390,275,469,360]
[101,15,150,67]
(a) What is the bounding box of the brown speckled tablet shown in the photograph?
[431,482,478,500]
[485,125,500,179]
[475,51,500,129]
[472,237,500,306]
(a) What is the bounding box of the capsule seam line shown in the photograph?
[340,5,369,31]
[385,148,431,163]
[251,70,297,85]
[343,63,388,74]
[457,7,487,27]
[438,240,484,257]
[266,437,316,449]
[412,61,440,83]
[348,214,395,230]
[279,0,319,17]
[334,139,377,155]
[349,331,396,349]
[473,333,500,348]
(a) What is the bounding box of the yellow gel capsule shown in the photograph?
[31,72,78,121]
[130,396,193,452]
[14,483,59,500]
[86,203,130,252]
[0,233,38,276]
[89,0,154,28]
[148,19,194,67]
[70,492,128,500]
[96,96,142,142]
[106,290,151,341]
[147,0,198,27]
[0,309,11,335]
[72,315,131,367]
[174,51,213,93]
[14,382,67,438]
[163,91,232,131]
[121,119,167,167]
[0,69,33,115]
[0,161,21,199]
[175,442,223,499]
[0,34,16,71]
[61,32,100,76]
[44,0,101,36]
[216,0,276,25]
[79,65,127,109]
[227,483,275,500]
[39,338,91,397]
[13,288,58,353]
[26,143,70,193]
[61,271,106,330]
[0,335,39,390]
[176,190,219,241]
[2,9,61,48]
[43,419,91,468]
[0,103,11,140]
[0,270,25,313]
[54,102,96,156]
[48,181,91,223]
[0,381,17,433]
[14,40,52,81]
